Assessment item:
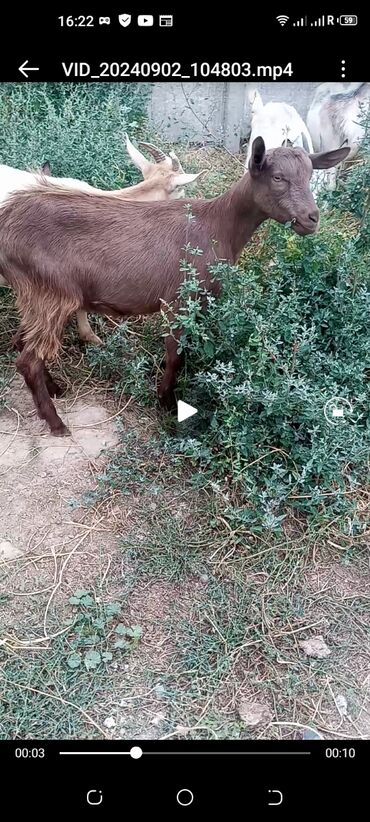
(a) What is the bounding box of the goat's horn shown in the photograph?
[169,152,181,172]
[138,141,167,163]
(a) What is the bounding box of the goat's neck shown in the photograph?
[216,173,266,261]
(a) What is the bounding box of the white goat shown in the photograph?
[0,136,205,344]
[0,135,201,205]
[245,90,313,165]
[306,82,370,190]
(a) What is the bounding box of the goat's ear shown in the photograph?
[248,136,266,176]
[172,171,207,188]
[309,146,351,169]
[41,160,51,176]
[124,133,151,176]
[249,89,264,115]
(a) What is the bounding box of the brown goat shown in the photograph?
[0,138,349,436]
[0,138,204,347]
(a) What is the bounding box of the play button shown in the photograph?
[177,400,198,422]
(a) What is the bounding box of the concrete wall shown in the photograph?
[149,82,350,152]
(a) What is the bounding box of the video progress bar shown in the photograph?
[59,751,311,756]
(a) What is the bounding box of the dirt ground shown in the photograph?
[1,376,369,740]
[0,379,124,684]
[0,377,210,738]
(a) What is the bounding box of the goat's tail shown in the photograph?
[15,280,80,361]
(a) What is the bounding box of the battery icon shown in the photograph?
[338,15,358,25]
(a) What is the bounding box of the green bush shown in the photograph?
[165,220,369,526]
[163,121,370,527]
[86,315,164,405]
[0,82,150,187]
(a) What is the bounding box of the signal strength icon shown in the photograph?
[276,15,289,26]
[293,16,308,26]
[310,14,326,26]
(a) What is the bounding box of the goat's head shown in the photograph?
[248,137,350,235]
[248,119,303,157]
[246,92,314,161]
[125,134,205,198]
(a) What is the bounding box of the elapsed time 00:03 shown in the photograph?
[15,748,45,758]
[325,748,356,758]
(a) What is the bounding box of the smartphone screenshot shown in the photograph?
[0,4,368,813]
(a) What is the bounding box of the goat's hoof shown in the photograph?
[80,332,103,346]
[51,423,71,437]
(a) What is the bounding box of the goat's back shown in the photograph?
[307,82,370,153]
[0,187,228,315]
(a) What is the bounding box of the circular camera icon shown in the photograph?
[324,396,353,426]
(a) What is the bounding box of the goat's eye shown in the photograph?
[273,175,282,182]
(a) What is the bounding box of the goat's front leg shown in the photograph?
[158,331,184,409]
[76,309,103,346]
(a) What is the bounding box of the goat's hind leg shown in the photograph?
[12,327,63,398]
[76,309,103,346]
[16,349,70,436]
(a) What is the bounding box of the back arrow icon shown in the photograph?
[19,60,40,78]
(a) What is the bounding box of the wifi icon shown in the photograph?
[276,15,289,26]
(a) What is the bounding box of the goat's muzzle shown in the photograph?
[290,216,320,236]
[289,204,320,235]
